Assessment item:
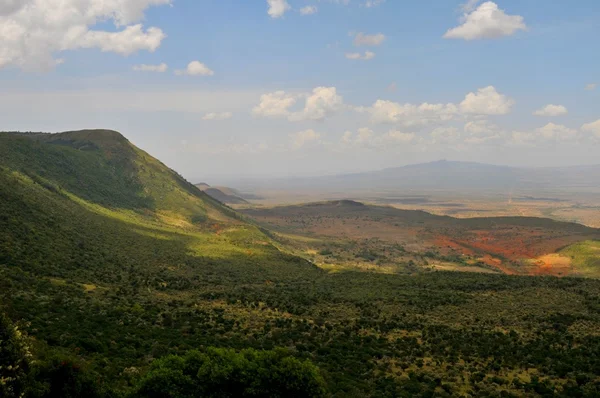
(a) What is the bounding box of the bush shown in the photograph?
[131,347,328,398]
[0,312,30,398]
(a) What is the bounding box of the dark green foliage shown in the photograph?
[0,312,30,398]
[25,355,105,398]
[132,348,327,398]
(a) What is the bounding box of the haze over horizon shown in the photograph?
[1,0,599,181]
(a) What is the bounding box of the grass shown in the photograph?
[560,240,600,278]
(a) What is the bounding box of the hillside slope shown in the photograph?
[0,130,319,285]
[195,183,250,205]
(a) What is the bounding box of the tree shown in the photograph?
[132,347,328,398]
[0,312,30,398]
[25,355,105,398]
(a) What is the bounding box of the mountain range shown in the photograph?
[230,160,600,198]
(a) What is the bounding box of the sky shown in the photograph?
[1,0,599,182]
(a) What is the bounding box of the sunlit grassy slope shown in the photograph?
[0,131,320,285]
[561,241,600,278]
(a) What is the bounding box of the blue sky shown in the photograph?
[1,0,599,182]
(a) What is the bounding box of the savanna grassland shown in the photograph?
[1,131,600,397]
[241,201,600,278]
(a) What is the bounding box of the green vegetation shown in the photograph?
[561,240,600,277]
[132,347,327,397]
[0,312,30,397]
[1,131,600,397]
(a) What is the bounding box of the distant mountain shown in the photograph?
[234,160,600,197]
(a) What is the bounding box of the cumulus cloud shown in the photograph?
[461,120,502,144]
[291,87,344,121]
[254,87,344,121]
[267,0,291,18]
[464,120,497,135]
[300,6,318,15]
[358,86,513,127]
[353,32,386,46]
[585,83,597,91]
[536,123,577,141]
[290,129,321,148]
[345,51,375,60]
[358,100,458,125]
[342,128,375,147]
[252,91,298,118]
[533,104,568,117]
[460,86,514,115]
[511,123,578,145]
[202,112,233,121]
[444,1,527,40]
[132,63,168,72]
[0,0,170,70]
[175,61,214,76]
[582,119,600,139]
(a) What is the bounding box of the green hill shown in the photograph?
[0,130,320,284]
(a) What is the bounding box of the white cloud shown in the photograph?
[300,6,318,15]
[463,120,502,144]
[512,123,577,145]
[536,123,577,141]
[345,51,375,60]
[533,104,568,117]
[364,0,385,7]
[291,87,344,121]
[202,112,233,121]
[175,61,214,76]
[252,91,298,118]
[290,129,321,148]
[464,119,498,135]
[359,100,458,125]
[444,1,527,40]
[353,32,386,46]
[254,87,344,122]
[585,83,597,91]
[267,0,291,18]
[359,86,512,126]
[460,86,514,115]
[582,119,600,139]
[0,0,170,70]
[132,63,168,72]
[342,127,376,147]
